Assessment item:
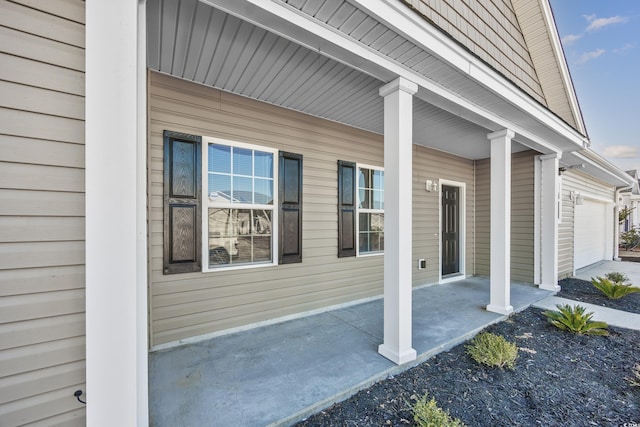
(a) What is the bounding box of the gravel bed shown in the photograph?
[296,306,640,426]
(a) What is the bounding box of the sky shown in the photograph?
[549,0,640,172]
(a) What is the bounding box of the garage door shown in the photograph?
[574,199,613,269]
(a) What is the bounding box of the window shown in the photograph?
[357,166,384,255]
[337,161,384,257]
[204,138,277,269]
[163,131,302,274]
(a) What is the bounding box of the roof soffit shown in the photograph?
[562,149,635,187]
[149,0,587,155]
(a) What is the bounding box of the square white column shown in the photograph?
[538,153,561,291]
[86,1,148,425]
[378,77,418,365]
[487,129,514,315]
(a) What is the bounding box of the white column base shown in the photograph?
[486,304,514,315]
[378,344,418,365]
[538,283,561,292]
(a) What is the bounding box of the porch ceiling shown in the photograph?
[147,0,557,159]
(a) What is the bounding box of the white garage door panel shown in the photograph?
[574,200,612,269]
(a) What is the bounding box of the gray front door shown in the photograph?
[442,185,459,276]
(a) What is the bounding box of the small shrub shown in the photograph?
[626,363,640,387]
[604,271,629,284]
[620,226,640,250]
[413,393,466,427]
[591,276,640,299]
[466,332,518,370]
[542,304,609,335]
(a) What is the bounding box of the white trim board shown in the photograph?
[438,179,466,283]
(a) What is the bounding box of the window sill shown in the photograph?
[356,252,384,258]
[202,261,277,273]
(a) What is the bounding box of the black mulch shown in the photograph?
[557,278,640,314]
[296,308,640,427]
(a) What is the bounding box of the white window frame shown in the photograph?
[356,163,384,257]
[201,136,278,272]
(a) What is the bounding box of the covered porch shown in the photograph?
[141,0,572,365]
[149,278,552,426]
[85,0,587,424]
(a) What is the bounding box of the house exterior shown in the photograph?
[556,150,634,277]
[0,0,634,425]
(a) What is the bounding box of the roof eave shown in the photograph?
[542,0,589,138]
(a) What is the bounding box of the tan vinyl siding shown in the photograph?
[149,71,385,346]
[402,0,546,106]
[564,170,615,201]
[0,1,85,425]
[558,170,616,278]
[475,158,490,277]
[412,146,475,285]
[510,151,535,283]
[149,72,479,346]
[474,151,536,283]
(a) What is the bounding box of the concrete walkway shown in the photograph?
[573,259,640,284]
[533,296,640,330]
[149,278,551,427]
[533,259,640,331]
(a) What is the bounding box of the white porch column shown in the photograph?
[487,129,515,315]
[378,77,418,365]
[538,153,561,291]
[86,1,148,426]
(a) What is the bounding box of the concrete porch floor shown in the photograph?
[149,278,552,427]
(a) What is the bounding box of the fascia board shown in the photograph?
[202,0,581,153]
[539,0,587,136]
[581,149,636,184]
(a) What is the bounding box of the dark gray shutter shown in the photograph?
[279,151,303,264]
[338,160,356,257]
[163,131,202,274]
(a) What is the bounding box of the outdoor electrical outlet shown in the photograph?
[418,259,426,269]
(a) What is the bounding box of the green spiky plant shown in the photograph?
[542,304,609,335]
[591,276,640,300]
[466,332,518,370]
[412,393,466,427]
